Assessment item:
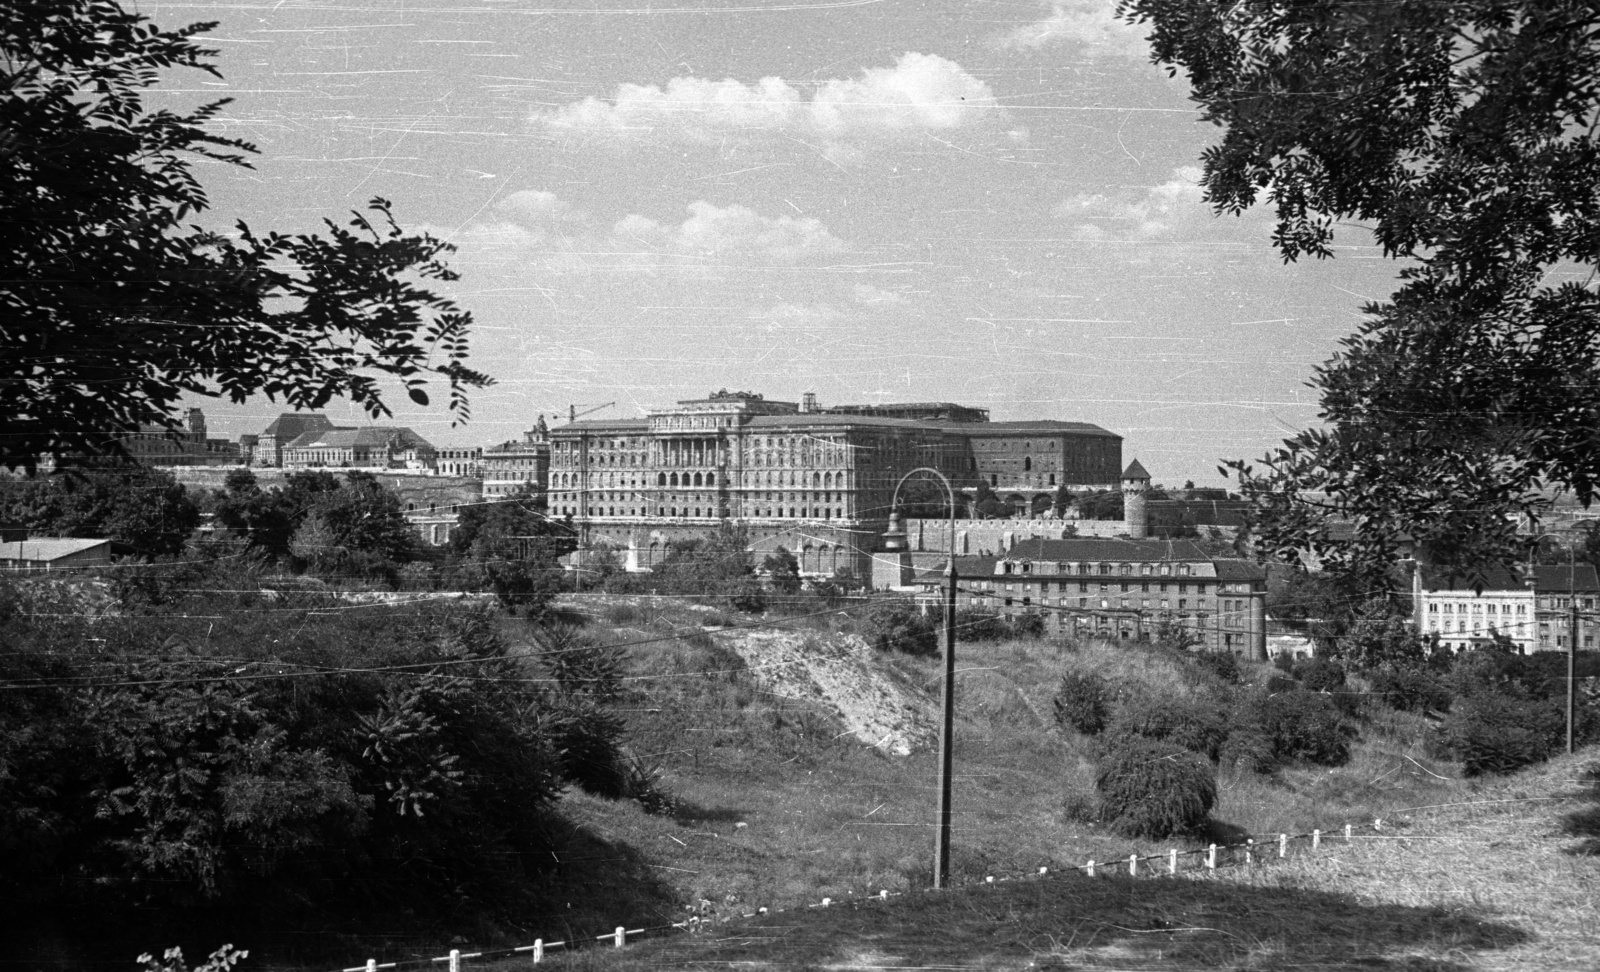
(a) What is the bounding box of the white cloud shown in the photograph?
[999,1,1149,58]
[614,200,846,263]
[852,283,906,305]
[1055,166,1209,238]
[445,193,847,274]
[536,52,1001,140]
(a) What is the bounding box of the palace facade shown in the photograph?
[547,390,1122,579]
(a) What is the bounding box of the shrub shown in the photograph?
[1111,693,1230,761]
[1370,663,1452,713]
[1293,656,1347,692]
[1053,671,1110,735]
[864,601,939,656]
[1236,691,1352,767]
[955,609,1008,641]
[1094,735,1217,839]
[1192,649,1243,685]
[1435,692,1564,776]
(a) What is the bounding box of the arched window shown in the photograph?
[706,473,716,486]
[813,472,822,487]
[657,472,666,486]
[670,472,679,487]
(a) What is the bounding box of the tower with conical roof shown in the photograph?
[1121,459,1151,539]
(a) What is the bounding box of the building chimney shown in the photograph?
[801,391,817,414]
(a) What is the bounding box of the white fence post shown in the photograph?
[614,927,625,948]
[1245,838,1254,865]
[1345,824,1352,842]
[1129,854,1137,876]
[1207,844,1217,871]
[1087,859,1095,877]
[1313,828,1321,850]
[449,950,460,972]
[1279,833,1288,859]
[1169,848,1177,875]
[366,961,376,972]
[532,940,542,965]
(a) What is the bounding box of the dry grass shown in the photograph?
[499,755,1600,972]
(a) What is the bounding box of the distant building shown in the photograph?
[1414,563,1600,653]
[912,537,1268,658]
[254,413,336,468]
[482,417,550,499]
[0,537,113,573]
[110,408,239,466]
[435,447,483,478]
[281,427,436,471]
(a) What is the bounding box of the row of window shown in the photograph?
[975,579,1211,596]
[1003,561,1194,577]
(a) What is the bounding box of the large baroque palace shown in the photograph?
[548,390,1122,578]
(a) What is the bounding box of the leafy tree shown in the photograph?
[2,1,489,472]
[0,465,198,557]
[1120,0,1600,580]
[449,486,573,614]
[647,523,765,610]
[762,546,802,596]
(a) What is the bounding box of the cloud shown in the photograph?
[445,192,848,273]
[852,283,906,305]
[536,52,1001,140]
[614,201,846,263]
[999,1,1150,58]
[1055,166,1210,239]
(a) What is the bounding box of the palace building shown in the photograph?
[547,390,1122,579]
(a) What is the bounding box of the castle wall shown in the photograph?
[159,466,482,511]
[904,517,1134,554]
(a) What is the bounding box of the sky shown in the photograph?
[147,0,1410,486]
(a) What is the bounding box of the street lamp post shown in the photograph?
[886,467,958,888]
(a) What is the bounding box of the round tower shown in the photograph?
[1121,459,1151,539]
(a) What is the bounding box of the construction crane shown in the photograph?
[567,401,615,423]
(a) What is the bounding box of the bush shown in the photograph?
[1435,692,1565,776]
[956,609,1045,642]
[1293,656,1347,692]
[1053,671,1110,735]
[1192,649,1243,685]
[1112,694,1231,762]
[1235,691,1352,767]
[864,601,939,656]
[1094,735,1216,839]
[1370,663,1452,713]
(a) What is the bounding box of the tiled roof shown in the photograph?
[553,419,650,431]
[260,413,334,439]
[914,555,1000,581]
[1122,459,1151,480]
[963,420,1120,438]
[1419,563,1600,593]
[1212,558,1268,582]
[285,427,433,451]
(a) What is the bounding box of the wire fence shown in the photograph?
[326,818,1390,971]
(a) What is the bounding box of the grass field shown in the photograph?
[306,597,1598,971]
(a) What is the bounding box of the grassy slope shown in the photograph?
[470,600,1585,963]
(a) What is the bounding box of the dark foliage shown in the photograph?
[448,485,573,615]
[1124,0,1600,580]
[761,546,802,596]
[1192,649,1243,685]
[2,1,488,471]
[1292,656,1347,692]
[1435,692,1566,777]
[0,465,198,557]
[863,600,939,656]
[959,608,1047,642]
[1233,691,1353,769]
[1053,671,1110,736]
[1113,694,1232,763]
[1094,735,1217,840]
[1370,663,1453,713]
[0,581,588,936]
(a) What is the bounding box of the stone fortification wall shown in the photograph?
[904,517,1132,555]
[159,466,482,511]
[582,520,878,580]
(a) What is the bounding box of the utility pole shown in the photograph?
[1569,546,1578,755]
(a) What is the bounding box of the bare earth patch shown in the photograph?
[715,629,934,756]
